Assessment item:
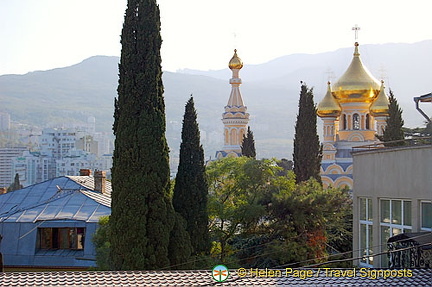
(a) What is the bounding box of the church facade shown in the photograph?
[215,49,250,158]
[317,42,390,189]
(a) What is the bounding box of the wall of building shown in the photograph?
[352,145,432,267]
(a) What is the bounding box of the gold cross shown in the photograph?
[352,24,360,41]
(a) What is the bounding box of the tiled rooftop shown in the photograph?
[0,269,430,286]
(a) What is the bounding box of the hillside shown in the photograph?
[1,41,431,159]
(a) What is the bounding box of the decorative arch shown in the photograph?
[321,176,334,189]
[345,165,354,174]
[347,132,365,142]
[324,163,344,174]
[322,143,336,151]
[334,176,353,190]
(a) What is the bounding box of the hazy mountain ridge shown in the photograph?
[1,41,431,159]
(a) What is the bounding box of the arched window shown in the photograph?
[366,114,370,130]
[342,114,347,130]
[353,113,360,130]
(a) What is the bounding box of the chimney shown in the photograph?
[0,188,6,195]
[94,170,106,194]
[80,169,92,176]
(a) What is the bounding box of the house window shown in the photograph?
[380,199,412,267]
[359,198,373,266]
[37,227,85,250]
[421,201,432,231]
[353,114,360,130]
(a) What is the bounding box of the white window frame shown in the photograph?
[420,201,432,231]
[359,197,373,267]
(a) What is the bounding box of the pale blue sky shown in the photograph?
[1,0,432,75]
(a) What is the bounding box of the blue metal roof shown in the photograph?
[0,176,111,223]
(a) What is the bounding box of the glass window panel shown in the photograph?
[392,228,402,236]
[368,199,373,221]
[360,224,367,263]
[422,202,432,229]
[380,226,390,267]
[360,198,366,220]
[59,228,69,249]
[392,200,401,224]
[381,200,390,223]
[368,225,373,265]
[403,201,412,226]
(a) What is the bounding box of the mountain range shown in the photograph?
[1,40,432,159]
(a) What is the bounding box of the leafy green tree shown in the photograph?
[92,216,111,270]
[173,96,210,257]
[292,82,322,184]
[241,126,256,159]
[8,173,23,192]
[382,90,405,146]
[206,158,352,268]
[110,0,184,270]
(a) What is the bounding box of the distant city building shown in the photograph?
[0,111,11,131]
[40,128,77,159]
[216,49,250,158]
[0,147,27,188]
[317,42,389,189]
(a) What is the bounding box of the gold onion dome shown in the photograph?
[370,80,390,117]
[332,42,381,103]
[228,49,243,70]
[317,82,342,117]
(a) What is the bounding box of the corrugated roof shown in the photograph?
[0,269,430,286]
[0,176,111,223]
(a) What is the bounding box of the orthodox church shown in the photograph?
[317,41,390,189]
[215,49,250,158]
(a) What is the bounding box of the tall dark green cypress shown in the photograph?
[382,90,405,145]
[173,96,210,257]
[292,82,322,184]
[111,0,174,270]
[241,126,256,159]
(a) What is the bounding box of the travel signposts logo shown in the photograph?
[212,265,229,282]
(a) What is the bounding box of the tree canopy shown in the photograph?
[206,157,351,268]
[173,96,210,258]
[292,83,322,184]
[241,126,256,159]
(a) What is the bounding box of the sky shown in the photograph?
[1,0,432,76]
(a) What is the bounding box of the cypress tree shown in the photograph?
[241,126,256,159]
[7,173,23,192]
[382,90,405,146]
[173,96,210,257]
[111,0,175,270]
[292,82,322,184]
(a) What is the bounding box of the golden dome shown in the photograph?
[370,80,390,117]
[228,49,243,70]
[317,82,342,117]
[332,42,381,103]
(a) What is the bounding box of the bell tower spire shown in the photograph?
[216,49,250,158]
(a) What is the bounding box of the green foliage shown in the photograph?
[206,157,352,268]
[382,90,405,146]
[110,0,177,270]
[92,216,111,270]
[168,212,193,269]
[241,126,256,159]
[7,173,23,192]
[173,96,208,256]
[292,83,322,184]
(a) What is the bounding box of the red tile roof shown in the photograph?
[0,269,430,286]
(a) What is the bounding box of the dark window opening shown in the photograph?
[353,113,360,130]
[37,227,85,250]
[366,114,370,130]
